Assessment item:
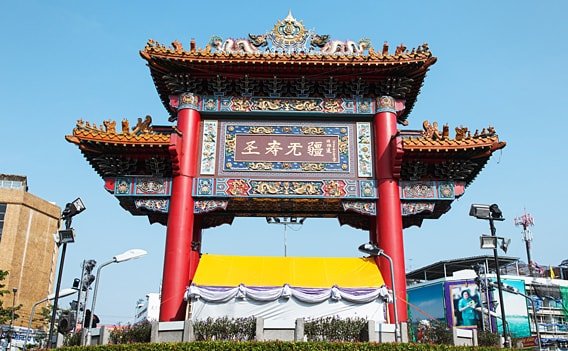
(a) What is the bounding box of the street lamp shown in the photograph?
[358,242,400,342]
[24,288,77,351]
[48,197,85,348]
[87,249,147,341]
[479,235,510,253]
[470,203,510,347]
[266,217,306,257]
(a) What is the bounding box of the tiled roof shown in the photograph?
[66,130,170,146]
[401,121,506,154]
[403,135,506,152]
[139,39,436,120]
[65,117,171,146]
[140,40,436,67]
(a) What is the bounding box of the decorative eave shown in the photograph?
[401,121,506,154]
[399,121,507,186]
[403,136,505,153]
[139,12,436,122]
[65,116,173,178]
[66,116,506,230]
[65,116,172,146]
[66,129,171,146]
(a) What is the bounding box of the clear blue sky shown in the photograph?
[1,1,567,325]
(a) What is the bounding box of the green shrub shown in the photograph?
[193,316,256,341]
[304,316,368,342]
[415,320,453,345]
[477,330,500,347]
[109,320,152,344]
[58,340,504,351]
[64,330,82,346]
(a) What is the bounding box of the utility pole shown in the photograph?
[514,211,535,276]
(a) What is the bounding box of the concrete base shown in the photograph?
[150,321,189,343]
[83,326,111,346]
[367,321,409,343]
[255,317,298,341]
[452,327,478,346]
[145,319,412,344]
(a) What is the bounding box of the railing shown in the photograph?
[538,323,568,333]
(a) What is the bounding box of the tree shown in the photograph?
[0,270,21,324]
[36,306,53,328]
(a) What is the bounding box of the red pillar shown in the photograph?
[159,105,201,321]
[188,217,202,282]
[373,96,407,322]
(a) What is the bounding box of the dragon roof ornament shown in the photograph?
[420,120,497,141]
[66,115,172,146]
[74,115,155,136]
[209,11,374,56]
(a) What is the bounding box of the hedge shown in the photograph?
[59,340,501,351]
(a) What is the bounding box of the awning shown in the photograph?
[192,254,384,288]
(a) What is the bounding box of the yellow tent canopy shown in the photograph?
[193,254,384,288]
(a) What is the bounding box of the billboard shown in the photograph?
[408,282,446,323]
[492,278,531,338]
[444,280,483,329]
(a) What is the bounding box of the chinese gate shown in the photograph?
[67,12,505,323]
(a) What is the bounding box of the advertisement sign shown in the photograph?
[444,280,482,329]
[408,282,446,323]
[492,278,531,338]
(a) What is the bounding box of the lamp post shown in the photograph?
[8,287,17,350]
[48,197,85,348]
[86,249,147,343]
[24,288,77,351]
[514,211,535,276]
[266,217,306,257]
[358,242,400,342]
[470,203,510,347]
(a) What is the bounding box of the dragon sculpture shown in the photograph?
[209,34,268,54]
[311,34,372,55]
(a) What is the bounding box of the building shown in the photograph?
[0,175,60,328]
[134,293,160,324]
[66,12,505,324]
[407,256,568,349]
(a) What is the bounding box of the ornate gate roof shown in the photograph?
[140,12,436,124]
[66,12,506,230]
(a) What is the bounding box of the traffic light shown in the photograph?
[82,275,95,290]
[82,259,97,291]
[474,276,482,289]
[84,309,100,328]
[472,263,487,292]
[57,310,76,334]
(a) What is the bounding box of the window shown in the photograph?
[0,203,6,241]
[0,180,23,189]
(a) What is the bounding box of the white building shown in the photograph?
[134,293,160,324]
[407,255,568,350]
